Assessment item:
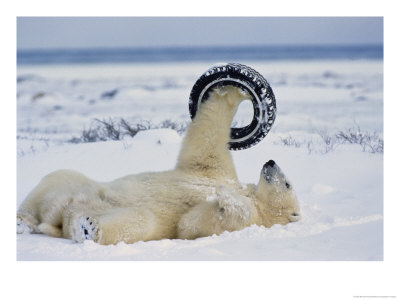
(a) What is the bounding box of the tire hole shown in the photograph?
[231,99,254,128]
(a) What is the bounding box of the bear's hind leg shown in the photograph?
[72,207,157,245]
[18,212,63,238]
[17,212,39,234]
[37,223,63,238]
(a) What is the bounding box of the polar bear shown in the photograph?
[17,86,300,245]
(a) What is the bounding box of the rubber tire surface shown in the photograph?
[189,63,277,150]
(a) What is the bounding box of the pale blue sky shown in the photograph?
[17,17,383,50]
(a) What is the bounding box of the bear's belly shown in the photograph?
[106,170,220,205]
[101,171,227,239]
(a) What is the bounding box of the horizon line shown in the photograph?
[17,43,383,53]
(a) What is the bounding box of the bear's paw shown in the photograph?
[77,216,101,243]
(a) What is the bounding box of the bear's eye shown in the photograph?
[285,182,290,189]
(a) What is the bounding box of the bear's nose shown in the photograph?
[266,160,275,167]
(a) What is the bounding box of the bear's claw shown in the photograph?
[78,216,101,242]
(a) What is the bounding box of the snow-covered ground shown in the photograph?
[17,60,383,260]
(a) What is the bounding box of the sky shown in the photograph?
[17,17,383,50]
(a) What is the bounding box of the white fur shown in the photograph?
[17,86,300,245]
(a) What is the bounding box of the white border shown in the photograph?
[3,1,399,300]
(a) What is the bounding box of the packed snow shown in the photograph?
[17,60,383,260]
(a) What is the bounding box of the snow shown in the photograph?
[17,60,383,261]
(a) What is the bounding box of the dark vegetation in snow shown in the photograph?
[277,126,383,154]
[70,118,189,143]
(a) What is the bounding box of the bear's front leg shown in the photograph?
[216,186,254,228]
[72,207,157,245]
[176,86,249,180]
[177,186,255,240]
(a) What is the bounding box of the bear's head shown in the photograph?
[254,160,301,227]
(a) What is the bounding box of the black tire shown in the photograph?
[189,63,277,150]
